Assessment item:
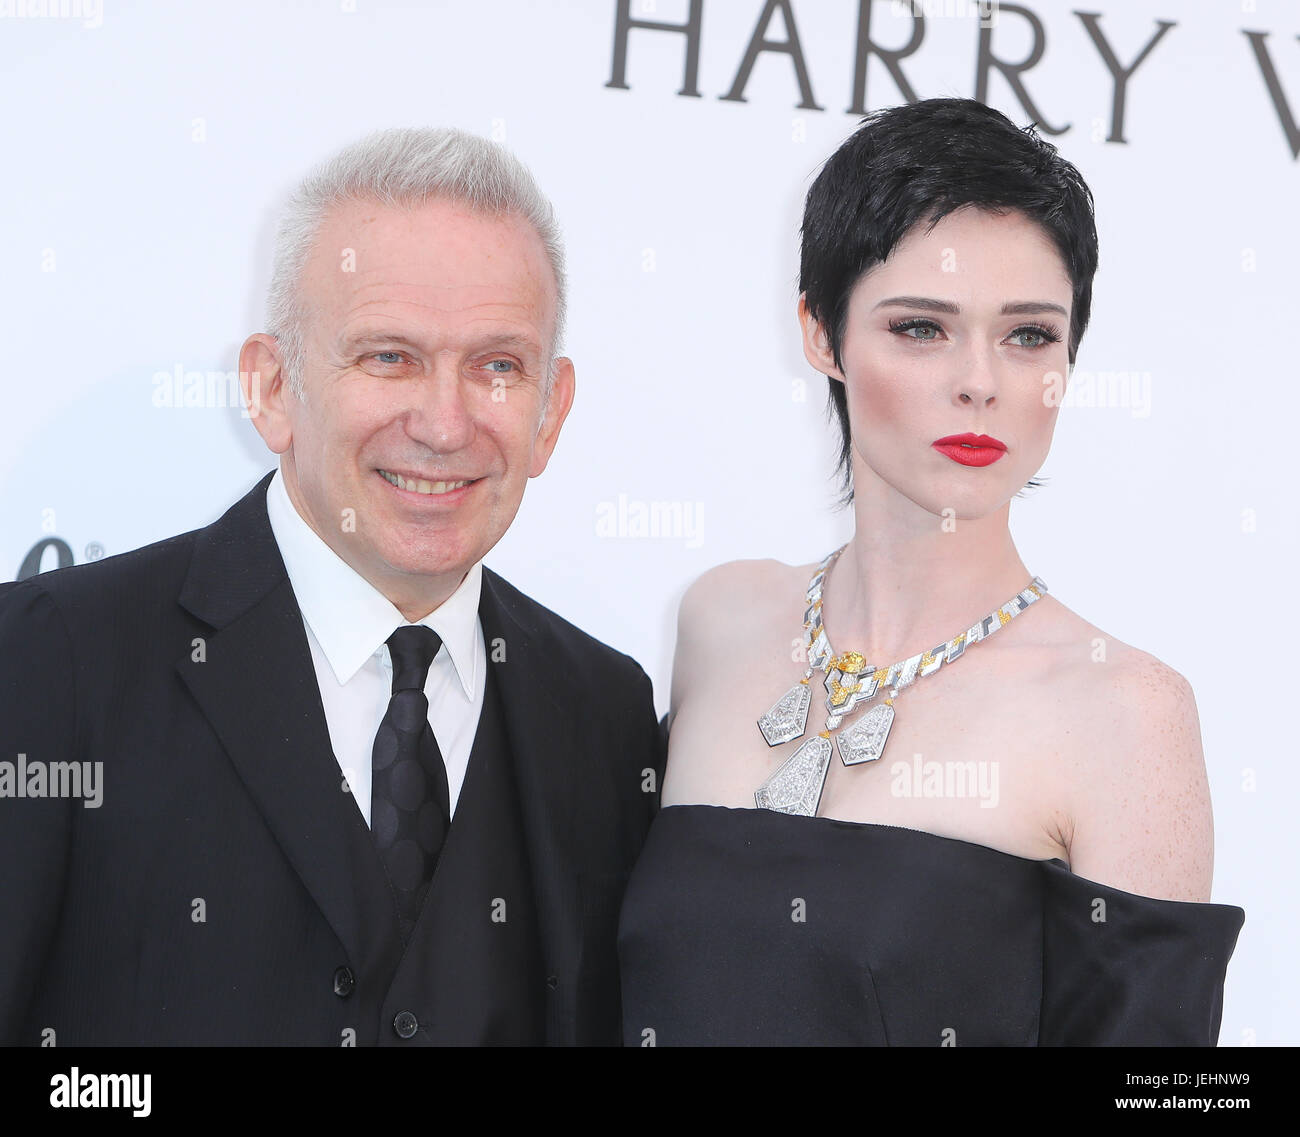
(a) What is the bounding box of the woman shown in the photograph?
[617,98,1244,1046]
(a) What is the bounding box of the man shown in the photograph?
[0,128,663,1045]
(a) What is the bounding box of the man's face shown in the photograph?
[256,197,573,613]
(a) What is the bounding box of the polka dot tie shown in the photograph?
[371,625,451,944]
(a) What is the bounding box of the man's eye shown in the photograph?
[484,359,517,373]
[372,352,404,365]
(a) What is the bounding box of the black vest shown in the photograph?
[361,657,545,1044]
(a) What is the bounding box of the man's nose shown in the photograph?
[405,359,475,452]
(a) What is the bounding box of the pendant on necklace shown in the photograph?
[754,732,833,817]
[836,700,895,766]
[757,678,812,747]
[752,545,1049,816]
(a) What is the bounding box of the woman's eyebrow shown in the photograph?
[872,296,1067,317]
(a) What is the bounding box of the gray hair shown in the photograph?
[264,126,567,399]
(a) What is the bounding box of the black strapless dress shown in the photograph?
[617,804,1245,1046]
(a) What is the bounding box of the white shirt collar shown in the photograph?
[264,467,482,696]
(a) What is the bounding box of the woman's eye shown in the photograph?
[889,319,941,341]
[888,319,1062,349]
[1007,325,1062,349]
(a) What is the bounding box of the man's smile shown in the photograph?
[377,469,478,496]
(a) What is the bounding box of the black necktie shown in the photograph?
[371,625,451,942]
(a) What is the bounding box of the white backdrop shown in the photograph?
[1,0,1296,1044]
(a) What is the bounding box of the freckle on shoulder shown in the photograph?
[1107,647,1198,717]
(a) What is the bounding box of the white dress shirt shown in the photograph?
[264,468,486,825]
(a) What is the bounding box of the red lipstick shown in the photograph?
[932,433,1007,467]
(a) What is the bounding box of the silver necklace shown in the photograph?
[754,546,1048,816]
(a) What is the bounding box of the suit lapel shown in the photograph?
[478,569,586,1042]
[174,479,598,1039]
[174,473,400,978]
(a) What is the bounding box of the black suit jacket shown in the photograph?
[0,473,664,1045]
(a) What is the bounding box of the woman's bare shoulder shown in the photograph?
[1037,597,1212,901]
[1031,594,1191,695]
[669,557,812,701]
[677,558,809,625]
[1027,597,1201,765]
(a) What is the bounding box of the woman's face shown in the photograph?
[802,206,1074,520]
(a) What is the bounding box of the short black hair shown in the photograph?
[798,97,1100,502]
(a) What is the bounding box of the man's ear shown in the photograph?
[797,295,844,383]
[528,356,575,479]
[239,334,294,454]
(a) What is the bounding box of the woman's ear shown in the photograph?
[798,295,845,383]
